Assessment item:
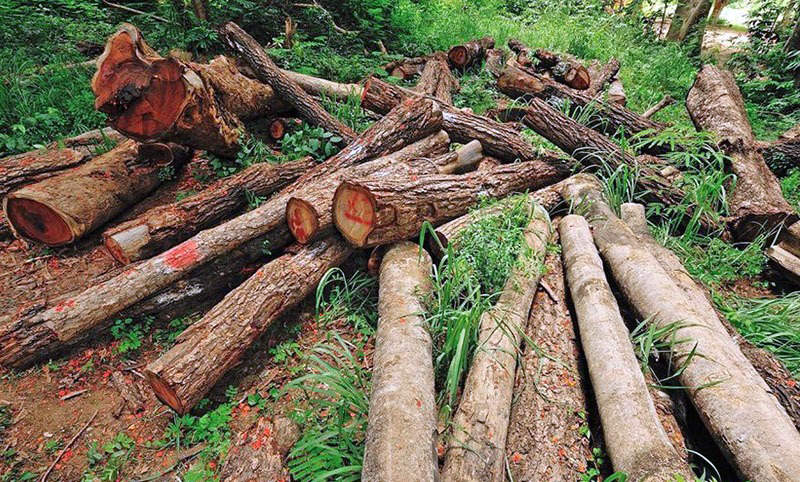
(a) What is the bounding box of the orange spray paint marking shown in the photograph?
[288,208,307,241]
[162,241,200,270]
[343,190,372,226]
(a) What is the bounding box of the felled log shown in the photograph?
[361,76,539,163]
[281,69,362,101]
[441,206,551,482]
[286,133,459,245]
[483,48,505,77]
[642,95,675,119]
[414,52,459,104]
[219,22,357,144]
[1,148,89,197]
[607,75,627,106]
[505,244,592,480]
[103,157,315,264]
[535,49,591,91]
[560,214,692,481]
[145,236,352,413]
[587,57,621,97]
[507,38,535,66]
[687,65,797,240]
[220,416,300,482]
[563,174,800,482]
[4,140,190,245]
[362,241,437,482]
[333,160,566,248]
[0,97,441,369]
[384,56,428,80]
[759,123,800,174]
[447,37,495,70]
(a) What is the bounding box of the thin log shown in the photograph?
[145,236,352,413]
[110,371,147,416]
[560,214,692,481]
[441,206,551,482]
[333,160,567,248]
[361,76,539,163]
[220,416,300,482]
[447,37,495,70]
[281,69,362,101]
[415,52,459,104]
[587,57,621,96]
[286,132,453,245]
[103,157,315,264]
[219,22,357,144]
[607,75,627,106]
[562,174,800,482]
[0,96,441,369]
[4,141,190,245]
[687,65,797,240]
[766,244,800,287]
[362,241,437,482]
[642,95,675,119]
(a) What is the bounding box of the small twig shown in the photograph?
[101,0,173,24]
[293,1,358,34]
[41,409,99,482]
[642,94,675,119]
[60,389,88,401]
[539,280,558,303]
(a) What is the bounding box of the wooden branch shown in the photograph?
[642,95,675,119]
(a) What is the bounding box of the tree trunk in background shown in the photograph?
[666,0,693,40]
[677,0,712,56]
[710,0,730,22]
[786,14,800,52]
[191,0,208,21]
[362,241,437,482]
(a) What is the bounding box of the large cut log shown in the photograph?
[758,123,800,174]
[333,160,567,248]
[220,416,300,482]
[560,214,692,481]
[505,244,592,480]
[103,156,316,264]
[0,96,441,369]
[441,206,551,482]
[620,202,800,428]
[687,65,797,240]
[92,24,281,157]
[447,37,495,70]
[145,236,352,413]
[286,133,464,245]
[219,22,357,143]
[414,52,459,104]
[362,241,437,482]
[361,76,538,163]
[4,140,190,245]
[563,174,800,482]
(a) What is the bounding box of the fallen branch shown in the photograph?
[642,94,675,119]
[41,409,99,482]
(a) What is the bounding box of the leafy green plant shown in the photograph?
[81,433,135,482]
[110,316,154,356]
[781,168,800,211]
[280,125,343,160]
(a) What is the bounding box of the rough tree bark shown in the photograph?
[1,148,89,197]
[333,160,567,248]
[531,47,591,91]
[384,56,428,79]
[587,57,621,97]
[441,206,551,482]
[414,52,459,104]
[145,236,352,414]
[607,75,627,106]
[563,174,800,482]
[483,48,505,78]
[687,65,797,240]
[710,0,730,22]
[560,214,693,481]
[447,37,495,70]
[0,97,441,369]
[220,416,300,482]
[219,22,356,144]
[362,241,437,482]
[103,156,315,264]
[4,140,190,245]
[361,76,539,163]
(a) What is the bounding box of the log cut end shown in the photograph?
[145,369,186,414]
[286,197,319,244]
[333,182,376,247]
[103,224,150,265]
[269,118,288,141]
[447,46,470,69]
[4,197,74,245]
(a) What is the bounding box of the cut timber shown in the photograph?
[1,148,89,197]
[4,140,190,245]
[563,174,800,482]
[507,38,536,66]
[361,76,539,163]
[333,160,567,248]
[281,69,362,101]
[441,206,551,482]
[607,75,627,106]
[765,244,800,287]
[219,22,356,144]
[362,241,437,482]
[414,52,459,104]
[220,416,300,482]
[642,95,675,119]
[560,214,692,481]
[447,37,495,70]
[505,245,592,480]
[145,236,352,414]
[534,49,591,91]
[587,57,621,97]
[0,96,441,369]
[759,123,800,175]
[286,132,453,245]
[103,156,315,264]
[687,65,797,240]
[483,49,505,78]
[384,56,428,80]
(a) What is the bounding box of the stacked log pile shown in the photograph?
[2,23,799,482]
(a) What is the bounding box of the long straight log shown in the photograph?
[560,214,692,481]
[361,76,539,163]
[103,156,316,264]
[333,160,567,248]
[686,65,797,240]
[0,97,441,369]
[441,206,551,482]
[219,22,357,144]
[4,140,190,245]
[563,174,800,482]
[415,52,459,104]
[362,241,437,482]
[286,132,456,245]
[145,236,352,413]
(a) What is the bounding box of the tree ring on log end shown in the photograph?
[448,46,468,68]
[5,197,74,245]
[333,182,375,247]
[286,198,319,244]
[145,370,186,414]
